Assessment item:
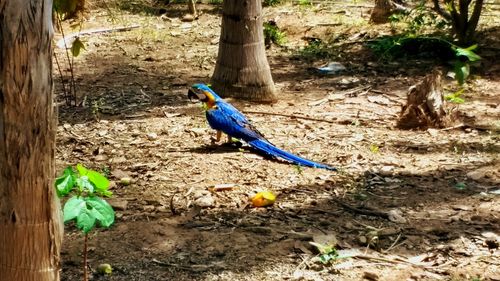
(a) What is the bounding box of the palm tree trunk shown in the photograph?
[0,1,62,280]
[211,0,276,103]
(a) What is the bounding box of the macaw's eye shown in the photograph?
[188,89,207,101]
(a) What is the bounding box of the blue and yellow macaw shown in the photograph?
[188,83,336,171]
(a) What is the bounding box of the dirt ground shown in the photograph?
[55,2,499,280]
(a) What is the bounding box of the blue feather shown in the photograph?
[190,83,336,171]
[248,139,336,171]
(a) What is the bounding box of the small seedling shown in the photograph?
[55,164,115,281]
[454,182,467,190]
[294,164,304,175]
[91,97,104,121]
[445,88,465,104]
[298,0,312,7]
[309,242,339,264]
[264,21,287,47]
[452,44,481,85]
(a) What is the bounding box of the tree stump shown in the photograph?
[370,0,396,23]
[370,0,408,24]
[397,69,455,129]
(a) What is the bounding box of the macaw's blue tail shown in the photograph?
[248,139,336,171]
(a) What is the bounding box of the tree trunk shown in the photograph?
[0,1,62,281]
[433,0,484,45]
[188,0,197,16]
[211,0,277,103]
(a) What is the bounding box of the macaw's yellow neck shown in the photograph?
[203,91,217,109]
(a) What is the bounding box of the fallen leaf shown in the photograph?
[387,209,407,223]
[367,95,391,105]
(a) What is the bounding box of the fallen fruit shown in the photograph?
[251,191,276,207]
[97,263,113,275]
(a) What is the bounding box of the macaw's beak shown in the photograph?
[187,88,198,101]
[187,88,207,102]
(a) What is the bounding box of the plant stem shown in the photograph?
[84,232,88,281]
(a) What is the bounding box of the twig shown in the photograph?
[170,193,177,215]
[56,24,141,49]
[382,232,403,253]
[331,197,390,220]
[244,111,337,124]
[56,14,77,106]
[294,254,313,272]
[53,53,69,104]
[83,233,88,281]
[439,123,466,131]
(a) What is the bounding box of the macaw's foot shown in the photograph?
[210,131,223,144]
[221,139,243,148]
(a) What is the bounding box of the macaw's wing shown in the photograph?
[206,101,266,141]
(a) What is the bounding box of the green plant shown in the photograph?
[445,88,465,104]
[299,39,334,60]
[53,1,87,106]
[369,36,480,85]
[55,164,115,281]
[371,2,481,86]
[432,0,484,45]
[91,97,105,121]
[263,21,287,47]
[452,44,481,84]
[309,242,339,264]
[389,3,449,36]
[298,0,312,6]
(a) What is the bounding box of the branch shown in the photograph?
[331,197,390,220]
[432,0,451,20]
[243,111,339,124]
[466,0,484,42]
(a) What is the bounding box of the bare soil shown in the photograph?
[55,2,499,280]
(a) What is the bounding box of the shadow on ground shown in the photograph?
[60,165,498,280]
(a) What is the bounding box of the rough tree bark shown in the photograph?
[370,0,396,23]
[397,69,455,129]
[211,0,277,103]
[188,0,197,17]
[370,0,408,24]
[0,1,62,280]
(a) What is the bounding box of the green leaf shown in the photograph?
[455,182,467,190]
[55,166,76,197]
[445,88,465,104]
[455,45,481,62]
[76,207,97,234]
[99,190,113,198]
[63,196,86,223]
[454,61,469,85]
[70,37,85,57]
[76,176,95,193]
[370,144,380,154]
[76,164,109,192]
[76,163,88,176]
[86,170,110,192]
[85,197,115,228]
